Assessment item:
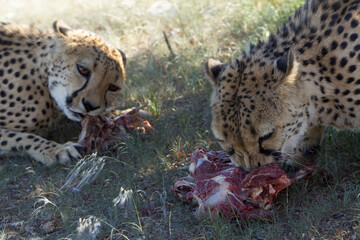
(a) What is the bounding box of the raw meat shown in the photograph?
[172,148,315,220]
[78,104,153,153]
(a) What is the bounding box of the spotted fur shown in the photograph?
[0,20,126,166]
[206,0,360,171]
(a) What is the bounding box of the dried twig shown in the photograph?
[0,221,24,228]
[163,31,175,57]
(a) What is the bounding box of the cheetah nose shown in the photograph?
[82,98,100,112]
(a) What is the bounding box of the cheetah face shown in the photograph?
[206,51,309,171]
[48,20,126,121]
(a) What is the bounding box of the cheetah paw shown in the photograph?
[42,142,84,166]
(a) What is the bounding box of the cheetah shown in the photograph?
[205,0,360,171]
[0,20,126,166]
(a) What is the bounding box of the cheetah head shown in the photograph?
[206,51,310,171]
[48,20,126,121]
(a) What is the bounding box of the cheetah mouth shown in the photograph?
[69,110,85,121]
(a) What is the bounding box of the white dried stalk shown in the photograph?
[76,215,101,240]
[60,154,106,192]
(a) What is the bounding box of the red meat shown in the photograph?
[78,104,153,153]
[172,148,315,220]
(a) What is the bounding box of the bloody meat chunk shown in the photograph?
[172,148,315,220]
[78,104,153,153]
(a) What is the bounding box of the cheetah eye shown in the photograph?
[77,64,91,78]
[258,129,281,159]
[259,130,275,143]
[108,84,120,92]
[215,138,225,143]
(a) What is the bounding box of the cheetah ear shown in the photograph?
[118,49,127,67]
[53,20,72,38]
[274,50,299,85]
[205,59,226,85]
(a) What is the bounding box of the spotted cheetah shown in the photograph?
[0,20,126,166]
[206,0,360,171]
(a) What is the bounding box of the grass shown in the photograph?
[0,0,360,239]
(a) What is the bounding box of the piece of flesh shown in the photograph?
[78,104,153,153]
[172,148,315,220]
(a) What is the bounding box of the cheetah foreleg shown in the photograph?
[0,128,83,166]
